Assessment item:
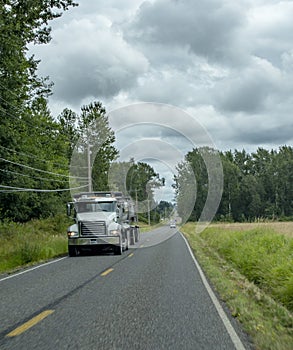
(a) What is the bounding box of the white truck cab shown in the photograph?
[67,192,128,256]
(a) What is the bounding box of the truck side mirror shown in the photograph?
[66,203,72,217]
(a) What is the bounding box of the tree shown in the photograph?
[174,146,292,222]
[66,101,119,193]
[0,97,71,221]
[0,0,78,143]
[217,154,241,221]
[109,160,164,223]
[57,108,79,159]
[108,159,135,194]
[273,146,293,217]
[0,1,78,221]
[173,159,197,222]
[174,147,222,223]
[157,200,174,220]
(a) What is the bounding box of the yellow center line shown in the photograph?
[128,253,134,257]
[100,268,114,277]
[6,310,54,337]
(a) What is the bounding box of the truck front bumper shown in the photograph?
[68,236,121,247]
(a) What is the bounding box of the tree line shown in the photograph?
[174,146,293,222]
[0,1,162,223]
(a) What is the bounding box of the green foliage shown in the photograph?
[0,1,77,222]
[0,215,70,273]
[126,161,162,201]
[0,97,72,221]
[182,223,293,350]
[174,146,293,222]
[109,159,164,224]
[156,200,174,219]
[200,227,293,311]
[60,101,119,194]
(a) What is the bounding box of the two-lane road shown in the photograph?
[0,226,251,349]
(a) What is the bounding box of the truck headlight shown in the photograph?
[67,231,78,237]
[110,229,120,236]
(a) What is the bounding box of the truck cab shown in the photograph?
[67,192,129,256]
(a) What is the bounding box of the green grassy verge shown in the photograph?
[0,215,70,274]
[181,223,293,350]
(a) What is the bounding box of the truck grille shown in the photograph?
[80,221,106,236]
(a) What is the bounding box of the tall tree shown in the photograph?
[109,160,164,223]
[174,146,293,223]
[0,1,78,221]
[63,102,119,193]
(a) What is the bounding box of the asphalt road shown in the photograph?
[0,226,251,350]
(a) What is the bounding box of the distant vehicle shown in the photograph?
[170,222,176,228]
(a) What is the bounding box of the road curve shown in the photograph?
[0,226,251,349]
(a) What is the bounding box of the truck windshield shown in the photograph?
[75,201,116,213]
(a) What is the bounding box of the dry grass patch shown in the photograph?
[209,221,293,237]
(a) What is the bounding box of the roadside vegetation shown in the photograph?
[174,146,293,223]
[182,222,293,350]
[0,215,70,274]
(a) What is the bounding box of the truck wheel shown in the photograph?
[68,245,78,257]
[134,227,140,243]
[130,227,135,245]
[114,244,122,255]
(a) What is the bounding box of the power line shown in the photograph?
[0,144,68,169]
[0,157,87,180]
[0,168,87,183]
[0,184,89,193]
[0,144,88,170]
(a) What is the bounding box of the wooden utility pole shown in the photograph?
[147,199,151,226]
[87,142,92,192]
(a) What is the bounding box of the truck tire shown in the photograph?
[134,227,140,243]
[68,245,78,257]
[130,227,135,245]
[125,229,130,250]
[114,244,122,255]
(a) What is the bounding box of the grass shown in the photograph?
[209,221,293,238]
[181,222,293,350]
[0,215,70,274]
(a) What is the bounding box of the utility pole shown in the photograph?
[147,199,151,226]
[135,189,138,214]
[87,142,92,192]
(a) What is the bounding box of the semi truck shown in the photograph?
[66,191,139,256]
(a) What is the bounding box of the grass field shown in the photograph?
[209,221,293,237]
[0,215,69,274]
[182,221,293,350]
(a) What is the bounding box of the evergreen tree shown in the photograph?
[62,102,119,194]
[0,1,77,221]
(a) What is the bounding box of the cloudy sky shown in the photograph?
[30,0,293,202]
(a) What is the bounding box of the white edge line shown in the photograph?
[0,257,68,282]
[180,232,246,350]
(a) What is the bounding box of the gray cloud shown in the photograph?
[213,57,282,113]
[28,0,293,154]
[125,0,245,63]
[30,12,148,108]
